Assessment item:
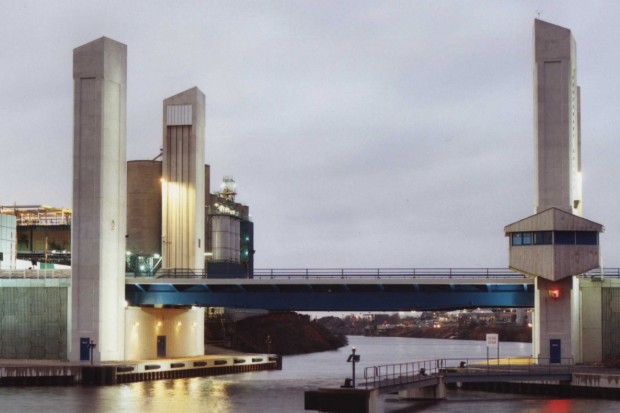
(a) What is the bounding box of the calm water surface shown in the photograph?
[1,336,619,413]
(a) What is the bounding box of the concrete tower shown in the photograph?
[534,19,582,216]
[162,88,206,270]
[70,37,127,362]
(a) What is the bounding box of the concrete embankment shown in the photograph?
[459,367,620,399]
[0,352,281,386]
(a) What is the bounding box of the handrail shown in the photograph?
[362,359,444,389]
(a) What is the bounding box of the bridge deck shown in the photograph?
[125,276,534,311]
[2,267,613,311]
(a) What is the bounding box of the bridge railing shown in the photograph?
[581,268,620,278]
[152,268,208,278]
[362,359,444,389]
[2,267,614,281]
[252,268,528,279]
[0,269,71,279]
[145,267,620,280]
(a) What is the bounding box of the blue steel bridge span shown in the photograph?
[125,268,541,311]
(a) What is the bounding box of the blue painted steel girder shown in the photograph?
[125,283,534,311]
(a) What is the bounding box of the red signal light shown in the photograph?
[549,289,560,299]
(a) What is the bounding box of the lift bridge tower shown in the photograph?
[504,20,603,364]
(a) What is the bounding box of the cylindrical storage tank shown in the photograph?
[127,161,162,256]
[212,215,240,263]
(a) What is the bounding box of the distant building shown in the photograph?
[0,213,17,269]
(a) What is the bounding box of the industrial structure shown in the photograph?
[126,165,253,277]
[0,213,17,270]
[0,206,71,266]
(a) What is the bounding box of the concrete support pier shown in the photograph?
[304,388,380,413]
[70,37,127,363]
[399,377,446,400]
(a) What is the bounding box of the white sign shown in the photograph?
[486,333,499,348]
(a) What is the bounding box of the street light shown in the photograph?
[346,347,360,388]
[88,340,97,366]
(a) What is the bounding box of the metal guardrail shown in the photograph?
[581,268,620,277]
[362,359,444,390]
[2,267,617,280]
[148,267,620,279]
[253,268,529,279]
[0,269,71,279]
[152,268,208,278]
[362,357,574,390]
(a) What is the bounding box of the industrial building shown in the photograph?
[0,206,71,267]
[0,169,253,277]
[127,160,253,277]
[0,213,17,270]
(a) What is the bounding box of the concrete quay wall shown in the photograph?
[0,353,281,386]
[460,371,620,399]
[0,279,69,360]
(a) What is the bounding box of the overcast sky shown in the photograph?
[1,1,619,269]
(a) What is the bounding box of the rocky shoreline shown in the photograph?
[220,312,348,355]
[212,312,531,356]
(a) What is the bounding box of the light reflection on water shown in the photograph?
[0,337,619,412]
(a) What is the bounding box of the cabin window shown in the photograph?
[534,231,552,245]
[576,231,598,245]
[554,231,576,245]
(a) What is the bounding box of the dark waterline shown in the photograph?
[0,336,619,413]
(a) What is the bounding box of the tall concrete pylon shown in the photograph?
[70,37,127,362]
[161,87,206,270]
[534,19,582,216]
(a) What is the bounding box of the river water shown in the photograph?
[1,336,619,412]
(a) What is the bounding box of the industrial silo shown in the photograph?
[212,214,240,263]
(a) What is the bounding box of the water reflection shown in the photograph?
[0,337,619,412]
[543,399,572,413]
[121,377,236,413]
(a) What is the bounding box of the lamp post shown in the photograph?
[89,340,97,366]
[346,347,360,387]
